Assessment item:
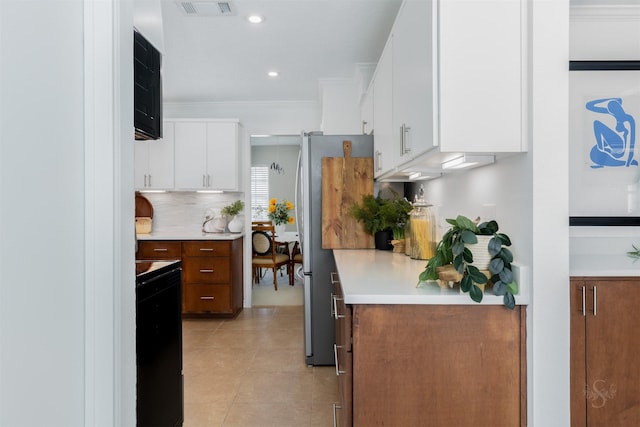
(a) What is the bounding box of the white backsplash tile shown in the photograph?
[140,192,244,232]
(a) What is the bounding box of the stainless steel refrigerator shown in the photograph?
[295,132,374,365]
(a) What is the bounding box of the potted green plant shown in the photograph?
[221,200,245,233]
[349,191,412,250]
[418,215,519,309]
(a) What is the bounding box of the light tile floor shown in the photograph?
[182,306,339,427]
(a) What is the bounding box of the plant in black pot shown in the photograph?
[418,215,519,309]
[349,191,412,250]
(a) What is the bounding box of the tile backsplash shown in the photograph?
[140,192,244,232]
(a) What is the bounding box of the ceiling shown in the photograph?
[153,0,633,105]
[160,0,403,103]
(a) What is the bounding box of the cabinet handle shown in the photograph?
[207,174,211,187]
[581,286,586,316]
[330,293,336,317]
[199,269,214,273]
[362,120,368,134]
[401,123,411,155]
[333,344,346,376]
[200,296,215,300]
[332,294,345,320]
[593,286,597,316]
[148,174,152,187]
[202,174,206,187]
[144,174,148,187]
[153,248,168,252]
[330,272,340,285]
[375,150,382,171]
[332,403,342,427]
[199,248,214,252]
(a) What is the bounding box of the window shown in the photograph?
[251,166,269,220]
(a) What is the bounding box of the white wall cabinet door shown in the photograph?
[372,39,395,178]
[174,121,208,189]
[174,120,240,190]
[392,0,434,161]
[206,121,239,191]
[360,87,374,136]
[438,0,523,153]
[134,121,175,190]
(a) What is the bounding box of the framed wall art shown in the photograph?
[569,60,640,226]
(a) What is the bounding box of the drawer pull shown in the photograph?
[153,248,168,252]
[199,248,214,252]
[333,344,346,376]
[332,403,342,427]
[330,272,340,285]
[199,269,214,273]
[200,296,215,300]
[332,294,345,320]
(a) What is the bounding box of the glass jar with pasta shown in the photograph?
[409,198,436,260]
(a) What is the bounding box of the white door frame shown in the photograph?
[84,0,135,425]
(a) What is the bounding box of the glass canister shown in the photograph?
[409,198,436,260]
[404,216,412,256]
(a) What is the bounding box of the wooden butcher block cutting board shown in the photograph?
[321,140,374,249]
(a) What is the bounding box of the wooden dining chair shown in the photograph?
[289,241,303,287]
[251,221,291,290]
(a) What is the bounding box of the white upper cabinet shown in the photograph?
[371,0,525,178]
[392,0,434,161]
[134,121,175,190]
[372,40,395,178]
[173,119,240,191]
[361,87,374,136]
[437,0,524,153]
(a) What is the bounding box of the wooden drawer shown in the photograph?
[183,284,232,314]
[136,240,182,260]
[182,240,231,257]
[182,257,230,283]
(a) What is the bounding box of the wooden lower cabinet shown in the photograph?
[571,277,640,426]
[137,238,243,316]
[333,280,526,426]
[333,277,352,427]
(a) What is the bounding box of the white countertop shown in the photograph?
[570,254,640,277]
[570,235,640,276]
[333,249,529,306]
[137,229,244,240]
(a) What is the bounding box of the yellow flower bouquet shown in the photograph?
[268,198,295,226]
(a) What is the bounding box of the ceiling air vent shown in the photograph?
[175,1,236,17]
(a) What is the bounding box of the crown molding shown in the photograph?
[571,5,640,22]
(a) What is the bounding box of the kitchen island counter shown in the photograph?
[333,249,529,306]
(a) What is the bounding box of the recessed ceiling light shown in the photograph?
[247,14,263,24]
[267,71,279,77]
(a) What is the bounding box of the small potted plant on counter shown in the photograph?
[418,215,519,309]
[349,190,412,251]
[221,200,245,233]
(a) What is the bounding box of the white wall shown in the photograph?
[164,101,320,136]
[570,5,640,60]
[251,144,300,232]
[1,0,135,425]
[0,2,86,425]
[319,78,362,134]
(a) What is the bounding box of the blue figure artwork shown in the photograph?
[586,97,637,168]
